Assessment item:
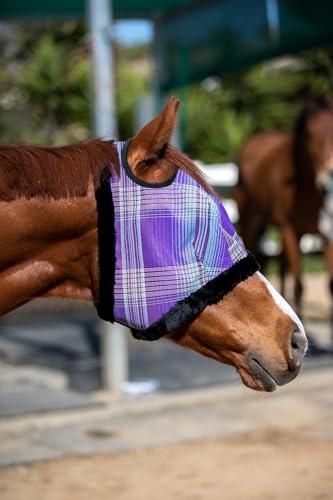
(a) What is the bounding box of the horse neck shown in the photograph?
[0,184,99,315]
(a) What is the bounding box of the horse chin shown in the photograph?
[237,359,278,392]
[237,353,303,392]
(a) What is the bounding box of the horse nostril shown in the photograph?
[291,337,299,350]
[290,329,308,366]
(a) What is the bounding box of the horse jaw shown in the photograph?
[167,273,307,392]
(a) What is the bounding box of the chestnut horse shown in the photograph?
[236,97,333,318]
[0,97,307,392]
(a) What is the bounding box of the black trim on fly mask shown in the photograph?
[131,253,260,341]
[121,139,179,189]
[95,167,116,322]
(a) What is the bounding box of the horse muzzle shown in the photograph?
[244,329,308,392]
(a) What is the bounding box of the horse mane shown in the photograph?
[0,139,214,201]
[0,139,118,202]
[293,96,330,184]
[164,144,215,195]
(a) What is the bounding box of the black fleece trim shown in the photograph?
[131,253,260,341]
[95,167,116,322]
[121,139,179,188]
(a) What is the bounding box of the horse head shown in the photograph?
[0,98,307,393]
[113,97,308,392]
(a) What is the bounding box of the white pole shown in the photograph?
[87,0,128,392]
[88,0,117,138]
[101,323,129,393]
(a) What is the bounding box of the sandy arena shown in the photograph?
[1,428,333,500]
[0,273,332,500]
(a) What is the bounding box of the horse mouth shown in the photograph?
[247,357,278,392]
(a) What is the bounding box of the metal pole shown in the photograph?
[87,0,128,392]
[88,0,117,138]
[101,323,128,392]
[266,0,280,44]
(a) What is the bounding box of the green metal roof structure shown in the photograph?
[159,0,333,89]
[0,0,196,18]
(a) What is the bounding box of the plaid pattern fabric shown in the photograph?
[109,140,248,330]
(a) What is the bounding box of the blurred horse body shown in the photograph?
[236,97,333,315]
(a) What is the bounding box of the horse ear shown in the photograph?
[127,96,180,177]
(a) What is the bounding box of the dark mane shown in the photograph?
[294,96,329,139]
[0,139,118,201]
[0,139,214,201]
[293,96,330,184]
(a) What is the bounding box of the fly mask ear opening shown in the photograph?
[127,96,180,184]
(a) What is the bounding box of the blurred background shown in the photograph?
[0,2,333,499]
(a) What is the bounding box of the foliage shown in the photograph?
[115,43,152,139]
[1,20,333,164]
[0,22,151,145]
[22,33,90,138]
[0,22,89,143]
[185,85,254,162]
[184,46,333,162]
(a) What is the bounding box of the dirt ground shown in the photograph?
[0,271,332,499]
[1,428,332,500]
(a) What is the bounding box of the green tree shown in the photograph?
[0,22,151,145]
[1,19,333,160]
[184,46,333,162]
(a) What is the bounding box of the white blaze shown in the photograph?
[256,271,306,338]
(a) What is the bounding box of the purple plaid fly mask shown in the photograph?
[95,140,259,341]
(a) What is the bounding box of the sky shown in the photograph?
[114,19,153,46]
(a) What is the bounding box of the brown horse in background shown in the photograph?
[235,96,333,319]
[0,97,307,392]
